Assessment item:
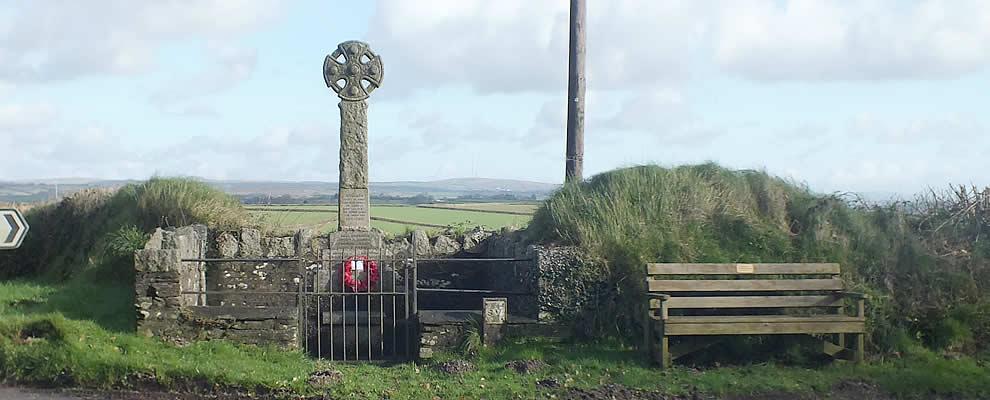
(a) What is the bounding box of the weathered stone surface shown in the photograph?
[145,228,165,249]
[134,249,180,272]
[463,227,493,254]
[419,346,434,359]
[534,246,587,321]
[310,237,329,256]
[486,230,524,258]
[432,234,461,255]
[324,41,384,101]
[295,229,313,256]
[327,230,382,260]
[152,281,181,298]
[483,323,505,346]
[264,236,295,257]
[338,101,369,189]
[171,225,207,254]
[386,238,411,260]
[240,229,262,257]
[483,298,508,324]
[411,230,430,257]
[216,232,239,258]
[338,188,370,231]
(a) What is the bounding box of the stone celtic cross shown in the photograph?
[324,40,384,232]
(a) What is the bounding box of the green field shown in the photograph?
[248,203,535,234]
[420,202,540,214]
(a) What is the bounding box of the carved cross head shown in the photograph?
[324,40,384,101]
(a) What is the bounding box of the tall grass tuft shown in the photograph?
[125,177,247,230]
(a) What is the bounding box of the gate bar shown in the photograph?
[415,258,533,263]
[417,288,535,295]
[181,258,301,262]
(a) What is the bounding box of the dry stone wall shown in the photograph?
[134,225,300,348]
[133,224,582,353]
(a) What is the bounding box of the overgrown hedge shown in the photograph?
[527,163,990,355]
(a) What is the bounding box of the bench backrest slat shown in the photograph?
[647,263,840,275]
[648,278,844,292]
[649,295,842,310]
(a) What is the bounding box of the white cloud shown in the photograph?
[757,113,988,194]
[0,103,143,179]
[0,103,58,131]
[367,0,990,92]
[0,102,339,181]
[598,90,726,145]
[366,0,709,96]
[150,44,258,106]
[714,0,990,81]
[0,1,282,84]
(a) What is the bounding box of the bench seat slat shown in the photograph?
[648,279,844,292]
[649,295,842,310]
[647,263,840,275]
[665,315,863,323]
[662,320,865,335]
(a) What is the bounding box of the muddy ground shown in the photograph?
[5,380,978,400]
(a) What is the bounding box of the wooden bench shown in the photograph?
[644,263,867,368]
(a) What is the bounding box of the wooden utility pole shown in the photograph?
[564,0,586,183]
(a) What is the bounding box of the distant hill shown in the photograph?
[0,178,561,204]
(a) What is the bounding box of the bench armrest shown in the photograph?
[839,291,871,300]
[647,293,671,300]
[838,291,869,318]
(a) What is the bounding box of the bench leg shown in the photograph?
[852,333,864,363]
[661,336,672,369]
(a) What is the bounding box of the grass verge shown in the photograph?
[2,280,989,399]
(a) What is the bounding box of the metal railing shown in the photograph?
[301,246,412,362]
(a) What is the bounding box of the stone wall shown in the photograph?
[134,224,300,349]
[417,308,569,359]
[133,224,582,353]
[140,225,207,307]
[485,228,540,318]
[135,225,207,333]
[207,228,318,308]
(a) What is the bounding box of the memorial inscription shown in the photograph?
[338,188,370,227]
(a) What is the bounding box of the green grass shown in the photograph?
[248,205,338,211]
[423,202,540,214]
[2,280,988,398]
[370,220,422,236]
[0,279,319,393]
[252,210,336,232]
[248,204,532,235]
[370,206,530,230]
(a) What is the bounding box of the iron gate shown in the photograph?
[299,246,413,361]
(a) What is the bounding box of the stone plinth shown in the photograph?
[483,297,508,346]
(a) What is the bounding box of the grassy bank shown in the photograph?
[2,280,988,399]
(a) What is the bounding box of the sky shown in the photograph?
[1,0,988,197]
